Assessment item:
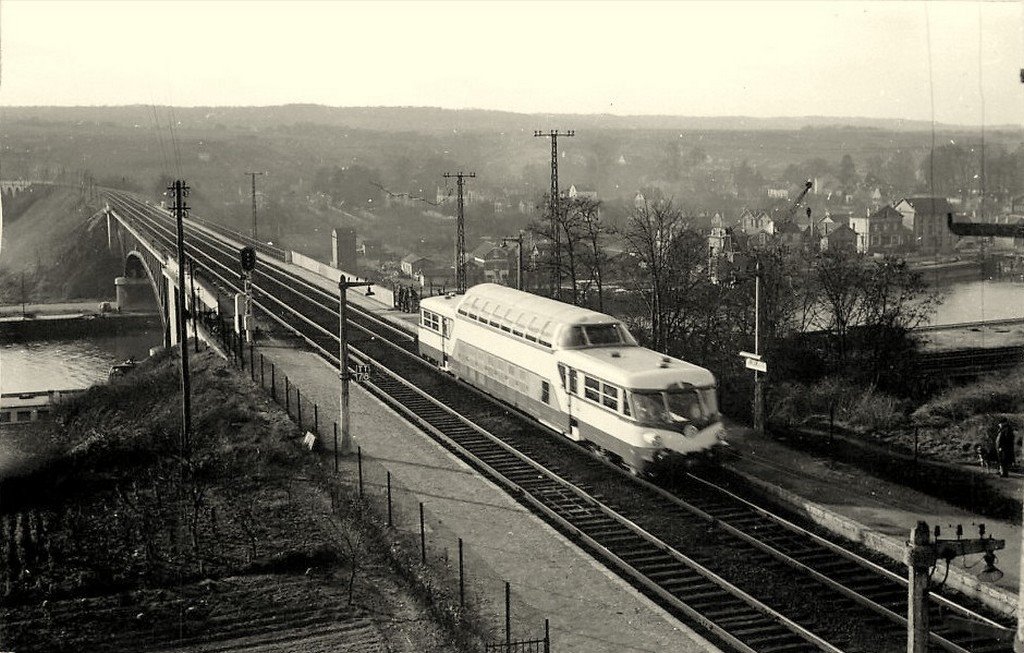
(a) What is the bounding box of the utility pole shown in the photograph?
[753,260,765,435]
[500,232,524,291]
[534,129,574,300]
[245,171,265,242]
[338,275,374,455]
[170,180,193,454]
[906,521,1005,653]
[442,172,476,294]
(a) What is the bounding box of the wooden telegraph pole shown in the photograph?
[170,180,192,454]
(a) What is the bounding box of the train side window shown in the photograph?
[443,318,452,338]
[622,393,632,417]
[541,381,550,404]
[569,370,578,394]
[557,364,566,389]
[584,376,600,402]
[602,384,619,410]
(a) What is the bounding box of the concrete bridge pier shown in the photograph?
[115,276,157,313]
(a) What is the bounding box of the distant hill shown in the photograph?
[0,105,1007,135]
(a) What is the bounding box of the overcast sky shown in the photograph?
[1,0,1021,126]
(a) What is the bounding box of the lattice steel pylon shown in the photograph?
[534,129,574,300]
[443,171,476,294]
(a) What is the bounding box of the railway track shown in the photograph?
[914,347,1024,378]
[106,191,1015,653]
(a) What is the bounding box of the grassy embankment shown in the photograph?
[0,347,489,652]
[767,371,1024,522]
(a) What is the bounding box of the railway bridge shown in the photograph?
[102,192,392,349]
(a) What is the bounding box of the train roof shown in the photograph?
[419,292,461,317]
[455,284,620,346]
[558,346,716,390]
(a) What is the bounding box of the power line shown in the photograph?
[442,171,476,294]
[534,129,574,300]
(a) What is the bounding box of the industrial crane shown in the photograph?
[783,179,814,222]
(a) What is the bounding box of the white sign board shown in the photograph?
[745,358,767,373]
[354,364,371,382]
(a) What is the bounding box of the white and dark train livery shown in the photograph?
[417,284,726,474]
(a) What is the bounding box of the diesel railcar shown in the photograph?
[417,284,726,474]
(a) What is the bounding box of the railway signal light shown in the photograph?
[240,246,257,272]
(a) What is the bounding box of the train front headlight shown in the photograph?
[683,424,698,438]
[642,432,663,448]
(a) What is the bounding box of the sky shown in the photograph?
[1,0,1022,126]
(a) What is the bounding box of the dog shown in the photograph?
[976,442,1000,473]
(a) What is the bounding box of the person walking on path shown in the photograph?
[996,417,1015,477]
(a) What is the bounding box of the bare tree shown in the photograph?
[570,197,609,311]
[621,199,699,352]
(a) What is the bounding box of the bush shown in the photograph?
[768,377,907,432]
[915,368,1024,424]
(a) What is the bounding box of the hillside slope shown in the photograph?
[0,185,120,303]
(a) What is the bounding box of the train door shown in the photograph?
[559,364,581,441]
[441,317,452,370]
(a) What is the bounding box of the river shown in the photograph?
[929,279,1024,326]
[1,331,163,394]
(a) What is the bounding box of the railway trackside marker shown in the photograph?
[355,364,371,383]
[745,358,767,373]
[738,351,762,361]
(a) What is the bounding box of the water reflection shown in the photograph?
[929,279,1024,326]
[1,331,161,394]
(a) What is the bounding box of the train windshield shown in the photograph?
[630,387,718,430]
[561,323,638,348]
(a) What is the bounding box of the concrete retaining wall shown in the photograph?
[288,251,395,309]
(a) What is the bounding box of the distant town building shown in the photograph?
[401,253,436,277]
[849,205,908,254]
[568,184,598,201]
[332,227,358,271]
[819,224,858,253]
[894,197,958,254]
[470,241,513,284]
[767,188,790,200]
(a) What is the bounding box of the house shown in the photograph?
[767,188,790,200]
[469,241,513,284]
[894,197,958,254]
[739,209,774,237]
[820,224,858,252]
[401,253,435,277]
[849,205,908,254]
[773,220,804,249]
[568,184,598,201]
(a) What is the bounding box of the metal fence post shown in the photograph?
[544,618,550,653]
[249,343,255,379]
[285,377,290,414]
[297,388,303,430]
[260,354,265,389]
[505,581,511,645]
[271,363,276,400]
[387,471,393,527]
[357,446,364,498]
[333,422,339,473]
[419,502,426,564]
[458,537,464,607]
[314,404,319,435]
